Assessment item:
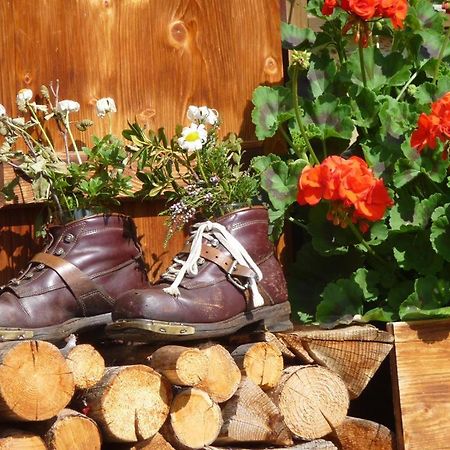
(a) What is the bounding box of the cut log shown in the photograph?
[169,387,223,449]
[0,428,47,449]
[107,432,175,450]
[329,416,396,450]
[277,325,393,398]
[205,439,338,449]
[217,377,292,446]
[231,342,283,390]
[42,408,102,450]
[228,331,296,359]
[195,342,241,403]
[150,345,208,386]
[62,343,105,390]
[270,365,349,440]
[83,364,172,442]
[0,340,74,421]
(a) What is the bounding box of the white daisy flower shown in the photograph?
[56,100,80,114]
[96,97,117,118]
[0,104,6,116]
[186,105,219,126]
[178,123,208,151]
[16,88,33,104]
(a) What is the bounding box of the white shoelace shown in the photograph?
[162,221,265,307]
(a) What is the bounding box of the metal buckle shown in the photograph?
[226,260,249,291]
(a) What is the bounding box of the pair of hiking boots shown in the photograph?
[0,206,292,343]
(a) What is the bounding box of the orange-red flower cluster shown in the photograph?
[322,0,408,35]
[297,156,394,232]
[411,92,450,153]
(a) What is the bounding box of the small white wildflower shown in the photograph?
[29,103,48,113]
[56,100,80,114]
[16,88,33,104]
[187,105,219,126]
[11,117,26,126]
[178,123,208,151]
[96,97,117,118]
[0,104,6,117]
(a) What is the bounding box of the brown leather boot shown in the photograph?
[0,213,148,342]
[107,206,292,341]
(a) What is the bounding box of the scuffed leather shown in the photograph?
[0,214,148,328]
[112,206,289,324]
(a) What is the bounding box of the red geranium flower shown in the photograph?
[297,155,393,232]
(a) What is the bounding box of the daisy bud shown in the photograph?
[56,100,80,114]
[96,97,117,118]
[187,105,219,125]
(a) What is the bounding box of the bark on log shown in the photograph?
[62,344,105,390]
[42,408,102,450]
[270,365,349,440]
[277,325,393,398]
[83,364,172,442]
[195,343,241,403]
[0,340,74,421]
[329,416,396,450]
[0,428,47,449]
[150,345,208,386]
[217,377,292,446]
[231,342,283,390]
[169,388,223,449]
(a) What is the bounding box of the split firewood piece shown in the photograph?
[205,439,337,449]
[169,387,223,449]
[329,416,396,450]
[83,364,172,442]
[0,340,75,421]
[0,428,47,449]
[195,342,241,403]
[228,331,296,359]
[231,342,283,390]
[217,377,293,446]
[61,343,105,390]
[150,345,209,386]
[42,408,102,450]
[270,365,349,440]
[277,325,394,398]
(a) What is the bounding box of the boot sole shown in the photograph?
[105,302,293,342]
[0,313,112,343]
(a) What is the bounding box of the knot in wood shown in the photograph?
[169,21,188,48]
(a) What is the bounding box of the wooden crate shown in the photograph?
[388,319,450,450]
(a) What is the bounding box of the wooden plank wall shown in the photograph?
[0,0,283,284]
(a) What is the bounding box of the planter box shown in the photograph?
[388,319,450,450]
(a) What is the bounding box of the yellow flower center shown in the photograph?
[185,131,200,142]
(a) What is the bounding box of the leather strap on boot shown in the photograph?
[31,253,113,310]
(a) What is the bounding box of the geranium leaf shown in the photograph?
[419,30,450,63]
[416,82,438,105]
[392,231,443,275]
[353,268,379,302]
[362,307,394,322]
[303,94,354,141]
[251,86,293,140]
[251,154,282,174]
[307,53,338,98]
[352,88,380,128]
[393,159,421,187]
[317,278,364,323]
[281,22,315,49]
[431,204,450,262]
[379,96,412,140]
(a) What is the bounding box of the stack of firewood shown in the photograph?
[0,325,395,450]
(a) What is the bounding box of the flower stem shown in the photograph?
[279,125,297,152]
[347,220,387,266]
[358,42,367,89]
[28,105,55,152]
[291,66,320,164]
[63,112,82,164]
[195,150,208,184]
[432,25,450,84]
[396,70,419,101]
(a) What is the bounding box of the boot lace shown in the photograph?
[162,220,265,307]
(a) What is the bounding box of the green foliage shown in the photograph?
[123,112,258,240]
[251,0,450,324]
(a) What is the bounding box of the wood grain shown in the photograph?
[388,319,450,450]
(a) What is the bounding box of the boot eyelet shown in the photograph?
[198,257,205,265]
[36,264,45,271]
[64,233,75,243]
[210,239,219,247]
[24,273,33,279]
[54,248,65,256]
